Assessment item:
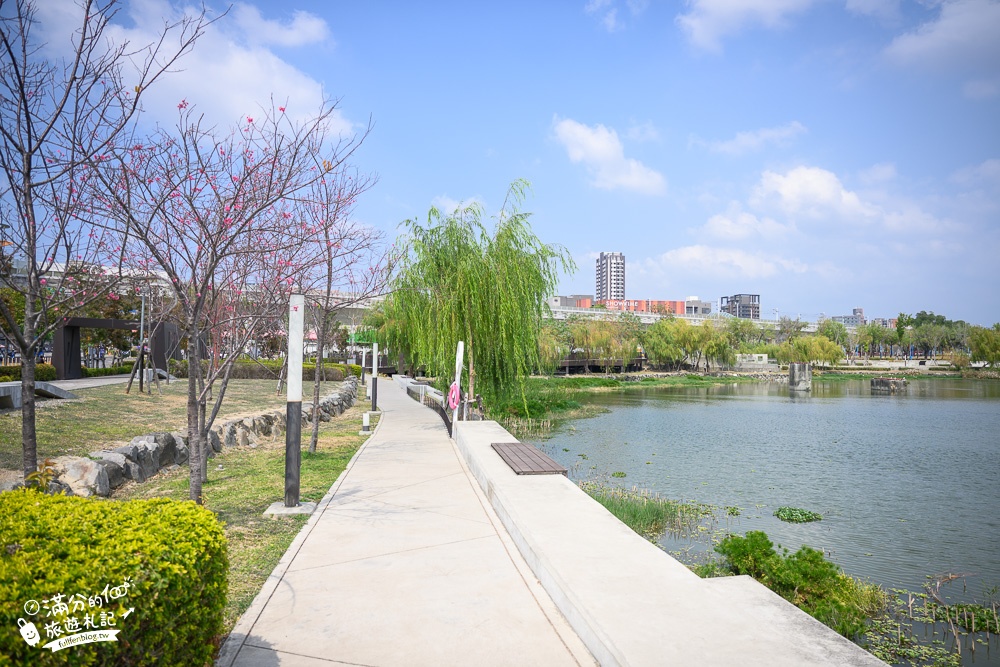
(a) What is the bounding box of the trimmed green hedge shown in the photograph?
[168,359,361,381]
[0,364,132,383]
[0,489,227,666]
[0,363,57,383]
[79,365,134,378]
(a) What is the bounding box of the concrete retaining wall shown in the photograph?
[453,420,886,667]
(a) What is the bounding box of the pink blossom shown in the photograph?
[279,106,285,113]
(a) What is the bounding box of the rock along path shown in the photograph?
[218,377,594,667]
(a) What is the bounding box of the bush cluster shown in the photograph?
[0,364,134,383]
[0,363,57,383]
[0,489,228,666]
[714,531,886,638]
[80,365,134,378]
[168,359,361,381]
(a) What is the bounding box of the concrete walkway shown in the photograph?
[218,377,593,667]
[47,375,132,390]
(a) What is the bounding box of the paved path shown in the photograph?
[219,377,593,667]
[47,375,132,390]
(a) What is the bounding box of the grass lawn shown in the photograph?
[115,399,376,636]
[0,379,344,470]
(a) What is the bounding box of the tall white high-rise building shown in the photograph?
[595,252,625,301]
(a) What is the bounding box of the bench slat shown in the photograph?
[491,442,567,476]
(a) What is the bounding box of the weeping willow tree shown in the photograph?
[381,180,574,411]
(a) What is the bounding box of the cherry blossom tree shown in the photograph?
[295,169,392,453]
[0,0,207,479]
[96,101,371,503]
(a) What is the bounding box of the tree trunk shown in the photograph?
[186,331,203,504]
[199,397,208,484]
[309,355,323,453]
[467,334,475,401]
[19,292,38,479]
[309,317,329,454]
[20,345,37,479]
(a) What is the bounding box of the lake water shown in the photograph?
[528,379,1000,604]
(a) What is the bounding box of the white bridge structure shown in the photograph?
[331,298,852,336]
[545,305,843,333]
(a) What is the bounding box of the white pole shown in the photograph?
[371,342,379,411]
[452,341,464,433]
[287,295,304,403]
[284,294,304,507]
[362,348,368,397]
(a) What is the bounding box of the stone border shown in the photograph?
[2,377,359,498]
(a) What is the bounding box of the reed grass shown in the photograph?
[580,482,712,539]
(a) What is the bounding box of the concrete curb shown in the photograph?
[215,405,386,667]
[453,422,624,666]
[452,420,887,667]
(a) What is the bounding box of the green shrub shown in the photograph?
[0,489,227,666]
[169,359,361,381]
[80,365,133,378]
[715,531,886,637]
[0,363,57,383]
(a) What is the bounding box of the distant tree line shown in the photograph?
[536,310,1000,373]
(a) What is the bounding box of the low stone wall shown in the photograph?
[14,377,359,498]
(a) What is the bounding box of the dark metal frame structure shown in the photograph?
[52,317,181,380]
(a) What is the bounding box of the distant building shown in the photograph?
[548,294,594,309]
[870,317,893,329]
[720,294,760,320]
[685,297,712,316]
[599,299,684,314]
[832,308,866,327]
[596,252,625,301]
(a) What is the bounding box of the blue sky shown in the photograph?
[46,0,1000,324]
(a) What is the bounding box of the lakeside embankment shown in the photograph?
[529,376,1000,667]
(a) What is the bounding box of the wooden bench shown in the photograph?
[491,442,567,476]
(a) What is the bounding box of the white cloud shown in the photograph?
[698,121,806,155]
[675,0,817,52]
[232,4,329,47]
[626,121,661,143]
[586,0,649,32]
[702,203,794,240]
[552,117,666,195]
[884,0,1000,75]
[652,245,808,279]
[430,195,483,214]
[35,0,349,134]
[859,162,897,185]
[951,159,1000,187]
[882,205,955,234]
[963,78,1000,99]
[845,0,900,19]
[706,165,961,249]
[751,166,880,221]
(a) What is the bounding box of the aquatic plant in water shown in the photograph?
[774,506,822,523]
[580,482,712,539]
